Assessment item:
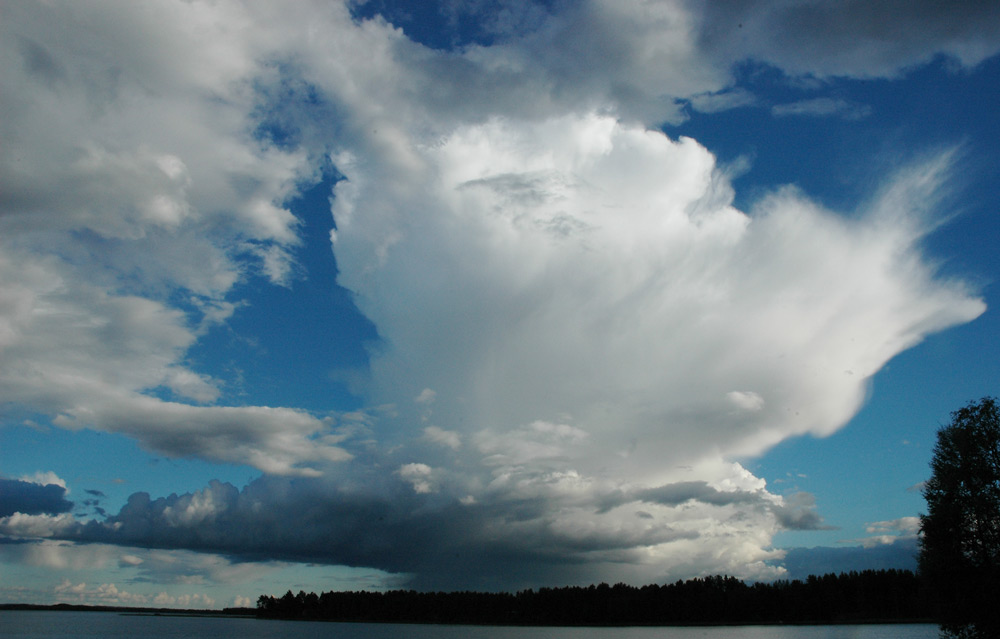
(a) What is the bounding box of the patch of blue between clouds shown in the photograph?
[186,165,378,413]
[350,0,560,50]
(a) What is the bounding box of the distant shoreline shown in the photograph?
[0,603,255,618]
[1,570,939,627]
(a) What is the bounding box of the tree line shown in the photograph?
[256,569,929,625]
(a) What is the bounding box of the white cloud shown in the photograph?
[866,516,921,536]
[18,472,67,491]
[398,463,436,494]
[838,516,923,548]
[415,388,437,404]
[152,591,216,608]
[119,554,144,567]
[727,391,766,412]
[1,0,987,482]
[424,426,461,450]
[0,234,346,475]
[334,112,983,488]
[162,483,233,527]
[0,0,344,475]
[476,420,590,469]
[52,579,214,608]
[0,513,78,539]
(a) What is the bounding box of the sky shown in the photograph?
[1,0,999,609]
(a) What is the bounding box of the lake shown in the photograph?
[0,611,939,639]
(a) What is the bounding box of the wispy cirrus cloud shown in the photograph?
[772,97,872,120]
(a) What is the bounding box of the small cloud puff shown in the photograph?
[119,554,144,567]
[423,426,461,450]
[840,516,922,548]
[866,517,921,536]
[415,388,437,404]
[770,492,836,531]
[727,391,765,412]
[19,472,67,490]
[397,463,436,494]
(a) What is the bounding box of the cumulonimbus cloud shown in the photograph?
[0,0,994,589]
[332,113,983,484]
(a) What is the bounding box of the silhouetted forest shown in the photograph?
[257,569,930,625]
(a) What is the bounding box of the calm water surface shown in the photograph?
[0,611,938,639]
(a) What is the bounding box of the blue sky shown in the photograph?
[1,0,999,608]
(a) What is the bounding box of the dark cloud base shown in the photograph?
[51,477,604,591]
[0,479,72,518]
[14,472,841,591]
